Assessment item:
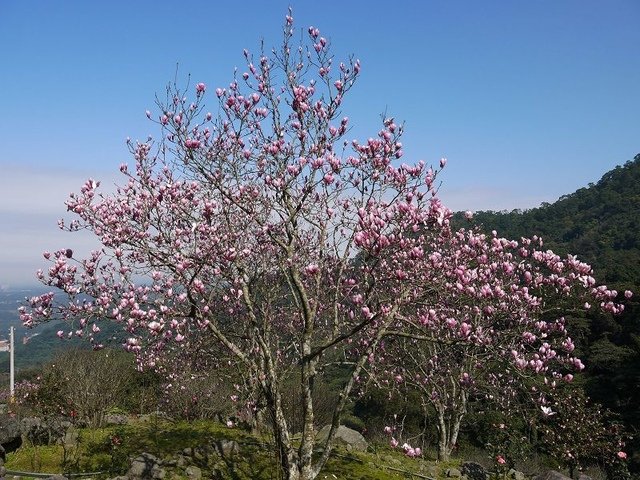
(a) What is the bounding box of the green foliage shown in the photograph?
[5,442,65,473]
[340,413,366,433]
[4,428,116,474]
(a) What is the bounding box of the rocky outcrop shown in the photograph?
[20,416,69,445]
[0,415,22,456]
[104,413,130,425]
[104,438,245,480]
[316,424,369,452]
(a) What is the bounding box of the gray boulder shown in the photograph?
[20,416,68,445]
[0,415,22,456]
[185,465,202,480]
[534,471,572,480]
[461,461,487,480]
[104,413,130,425]
[445,467,462,478]
[316,425,368,452]
[128,452,165,479]
[212,439,240,457]
[509,469,526,480]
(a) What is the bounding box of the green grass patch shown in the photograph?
[5,443,65,474]
[6,417,463,479]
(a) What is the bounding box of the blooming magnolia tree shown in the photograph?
[20,12,450,480]
[19,11,625,479]
[373,226,623,461]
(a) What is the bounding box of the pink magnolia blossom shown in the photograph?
[184,138,201,149]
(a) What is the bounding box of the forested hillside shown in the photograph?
[453,154,640,466]
[458,154,640,290]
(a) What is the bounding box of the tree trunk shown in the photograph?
[436,408,452,461]
[263,368,320,480]
[263,380,298,480]
[436,408,464,462]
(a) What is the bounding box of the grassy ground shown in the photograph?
[5,416,464,479]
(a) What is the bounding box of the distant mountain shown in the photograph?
[0,288,125,373]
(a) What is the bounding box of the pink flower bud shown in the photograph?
[304,264,319,275]
[185,138,201,149]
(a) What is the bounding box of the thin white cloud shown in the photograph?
[439,185,552,213]
[0,165,121,287]
[0,164,120,215]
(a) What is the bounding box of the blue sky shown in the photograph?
[0,0,638,287]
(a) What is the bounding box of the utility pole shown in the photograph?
[10,326,14,397]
